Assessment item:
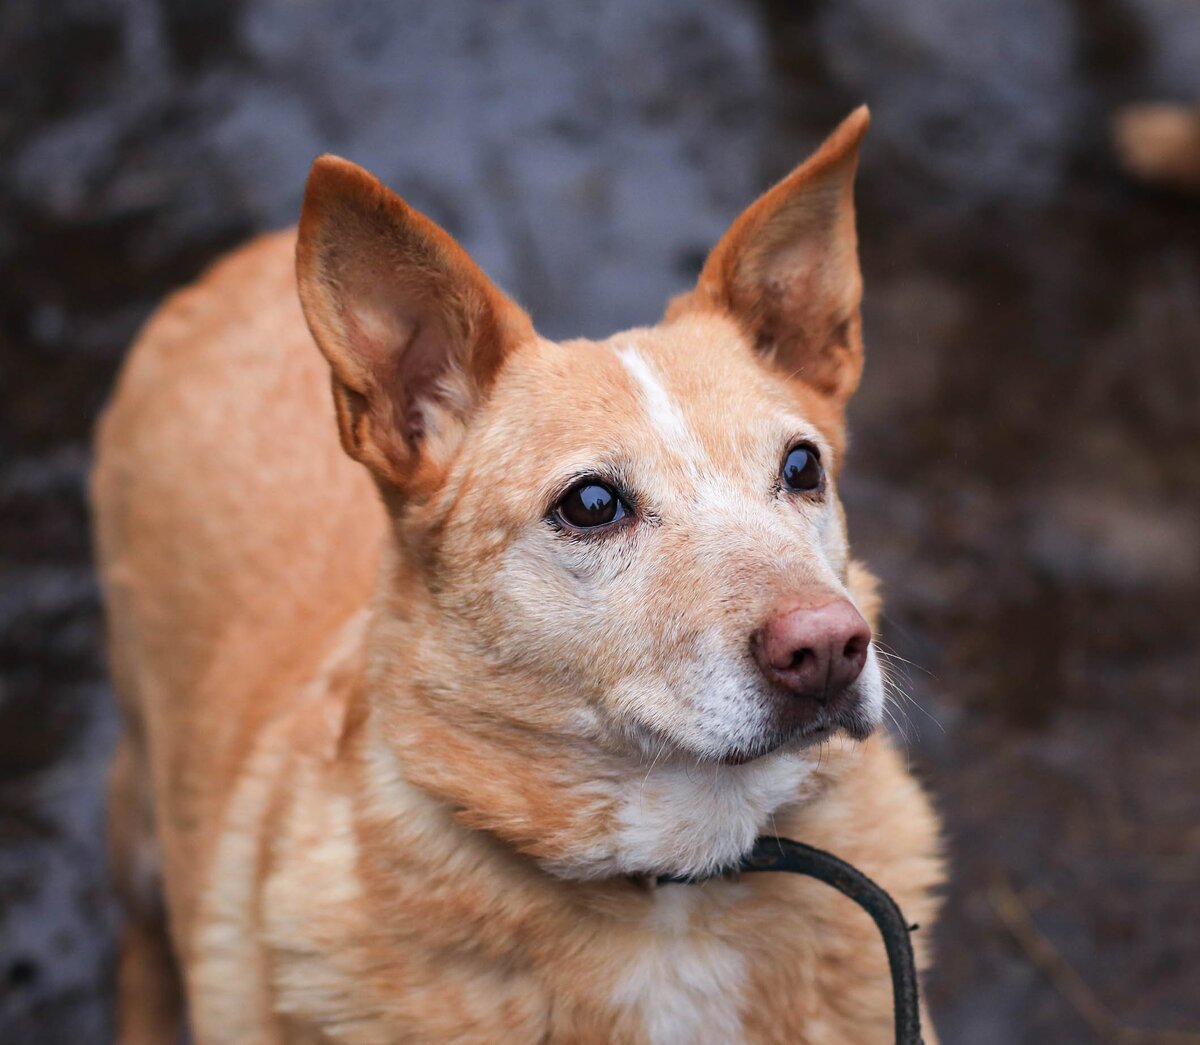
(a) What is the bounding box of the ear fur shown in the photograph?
[296,155,534,492]
[666,106,869,404]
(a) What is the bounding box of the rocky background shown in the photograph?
[1,1,1198,1041]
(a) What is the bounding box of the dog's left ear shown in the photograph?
[667,106,869,405]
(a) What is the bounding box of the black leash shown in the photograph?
[657,836,923,1045]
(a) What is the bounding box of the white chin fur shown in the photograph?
[545,750,819,880]
[546,651,885,881]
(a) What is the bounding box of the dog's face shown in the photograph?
[425,320,883,766]
[297,108,881,771]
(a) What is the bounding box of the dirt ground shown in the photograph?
[1,1,1198,1041]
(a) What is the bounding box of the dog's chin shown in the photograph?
[714,704,878,766]
[622,675,882,768]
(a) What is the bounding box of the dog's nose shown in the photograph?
[753,598,871,700]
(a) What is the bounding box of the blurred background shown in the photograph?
[1,0,1198,1041]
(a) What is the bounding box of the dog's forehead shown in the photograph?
[486,314,825,475]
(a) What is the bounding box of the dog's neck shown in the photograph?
[355,703,838,881]
[337,560,852,882]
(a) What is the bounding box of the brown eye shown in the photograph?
[781,445,823,492]
[556,481,630,530]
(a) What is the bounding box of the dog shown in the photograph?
[93,106,943,1043]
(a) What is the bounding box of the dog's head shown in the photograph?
[297,109,881,786]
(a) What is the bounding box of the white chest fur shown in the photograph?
[608,753,817,880]
[611,884,749,1044]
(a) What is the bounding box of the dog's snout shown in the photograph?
[753,598,870,700]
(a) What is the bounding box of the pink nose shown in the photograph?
[753,597,871,700]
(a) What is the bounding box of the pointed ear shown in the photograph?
[666,106,869,404]
[296,155,534,491]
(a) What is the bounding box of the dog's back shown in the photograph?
[93,230,381,1038]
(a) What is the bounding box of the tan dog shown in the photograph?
[93,107,942,1044]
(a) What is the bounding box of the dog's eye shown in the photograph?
[555,481,629,530]
[781,444,823,493]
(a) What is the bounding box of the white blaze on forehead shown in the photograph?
[611,344,814,542]
[616,346,696,446]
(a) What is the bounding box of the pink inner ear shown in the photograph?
[396,322,457,442]
[770,236,857,326]
[298,156,534,487]
[341,279,458,447]
[725,177,861,397]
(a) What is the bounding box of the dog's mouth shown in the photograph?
[716,698,877,766]
[624,670,880,768]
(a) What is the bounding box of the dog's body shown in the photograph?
[94,110,942,1043]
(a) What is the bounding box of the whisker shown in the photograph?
[767,810,781,850]
[888,681,945,735]
[639,737,669,803]
[871,640,946,735]
[882,701,913,745]
[873,639,936,681]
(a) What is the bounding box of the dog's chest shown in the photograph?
[608,882,749,1044]
[260,827,756,1043]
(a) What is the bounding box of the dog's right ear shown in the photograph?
[296,156,533,493]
